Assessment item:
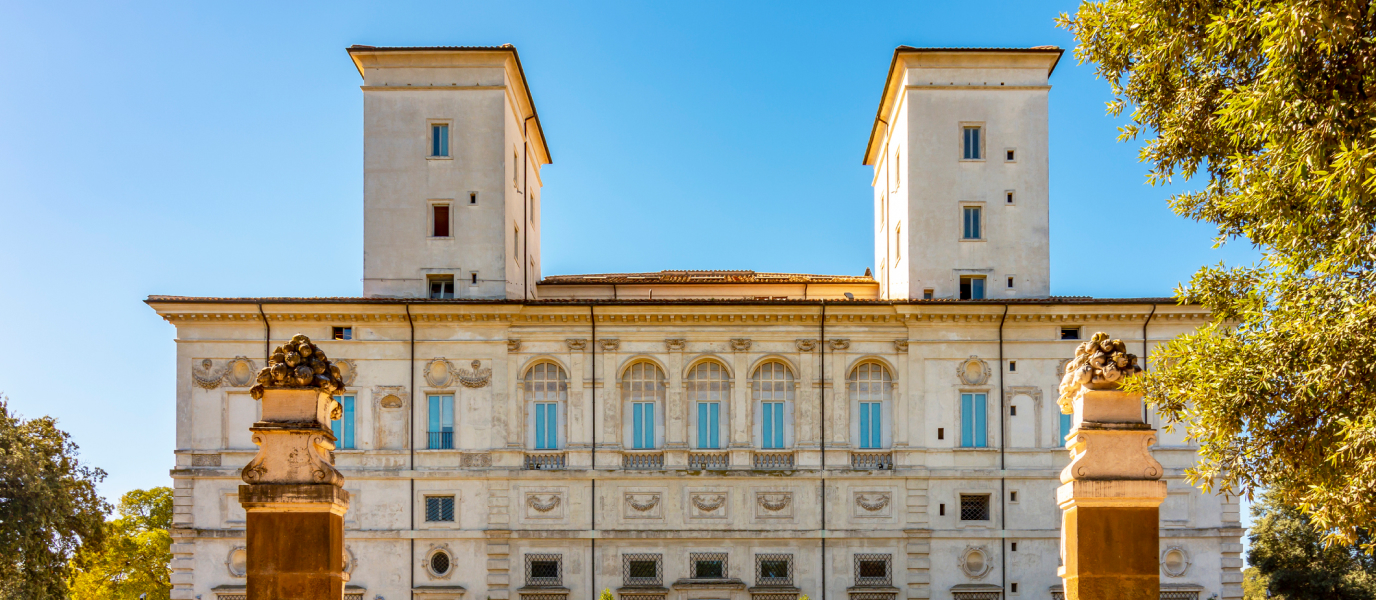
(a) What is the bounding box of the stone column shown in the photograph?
[240,334,351,600]
[1056,333,1165,600]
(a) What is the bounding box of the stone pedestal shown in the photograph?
[240,484,350,599]
[1055,333,1161,600]
[238,335,352,600]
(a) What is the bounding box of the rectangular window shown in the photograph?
[1008,360,1017,372]
[429,276,454,299]
[427,394,454,449]
[1005,148,1016,162]
[894,223,902,263]
[756,554,792,586]
[431,124,449,157]
[960,392,988,448]
[535,402,558,449]
[960,494,991,521]
[432,204,450,237]
[959,276,985,300]
[859,401,882,449]
[330,395,355,449]
[691,553,727,579]
[1010,491,1019,503]
[1006,190,1015,204]
[1007,276,1015,289]
[923,288,934,300]
[470,272,479,285]
[514,225,519,257]
[963,126,982,159]
[937,427,944,440]
[962,206,982,239]
[697,402,720,449]
[332,326,352,340]
[623,554,661,587]
[1061,411,1074,447]
[1060,326,1081,340]
[939,503,945,516]
[526,554,561,586]
[761,402,784,449]
[854,554,892,586]
[632,402,655,449]
[425,495,455,522]
[469,191,478,204]
[1009,405,1017,416]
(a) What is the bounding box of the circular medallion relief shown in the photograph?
[959,546,991,580]
[1161,547,1190,577]
[223,357,256,387]
[226,546,247,577]
[957,356,991,385]
[334,359,357,386]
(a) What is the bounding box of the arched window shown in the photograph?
[849,362,893,449]
[752,361,795,449]
[524,362,567,450]
[622,362,665,450]
[686,361,730,449]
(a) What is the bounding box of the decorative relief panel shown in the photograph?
[730,338,752,352]
[686,489,730,520]
[829,339,851,351]
[192,359,225,389]
[795,339,817,352]
[461,453,492,468]
[522,489,566,520]
[599,339,621,352]
[958,545,992,580]
[456,360,492,389]
[957,356,992,385]
[223,357,257,387]
[566,339,587,351]
[424,358,457,387]
[665,338,687,352]
[753,490,794,520]
[333,359,357,386]
[376,386,408,409]
[852,491,893,518]
[893,340,909,352]
[508,339,522,352]
[623,490,665,520]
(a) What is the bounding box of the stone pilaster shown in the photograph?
[1056,333,1163,600]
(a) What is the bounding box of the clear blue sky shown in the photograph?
[0,1,1259,506]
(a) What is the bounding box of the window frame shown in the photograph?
[959,493,992,522]
[426,394,455,450]
[755,553,793,587]
[959,275,986,300]
[687,361,730,450]
[427,275,455,300]
[1060,326,1082,340]
[853,553,892,587]
[622,553,662,587]
[752,361,796,450]
[689,552,729,580]
[848,361,893,450]
[428,121,452,159]
[332,326,353,341]
[959,391,990,448]
[961,124,985,161]
[1005,189,1016,205]
[960,204,984,241]
[1004,147,1017,163]
[524,362,568,451]
[430,201,453,238]
[621,361,666,450]
[424,495,456,523]
[525,553,563,587]
[330,394,356,450]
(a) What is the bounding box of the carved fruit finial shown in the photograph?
[1057,331,1142,412]
[249,333,347,401]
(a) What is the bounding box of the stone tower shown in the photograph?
[865,47,1061,300]
[349,45,551,300]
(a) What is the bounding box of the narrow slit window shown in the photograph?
[963,126,982,159]
[1008,360,1017,372]
[1006,191,1015,204]
[470,272,479,285]
[1007,276,1015,288]
[432,204,450,237]
[1005,148,1016,162]
[939,503,946,516]
[431,124,449,157]
[469,191,478,204]
[1009,405,1017,416]
[937,427,944,440]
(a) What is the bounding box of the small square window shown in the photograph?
[1009,405,1017,416]
[432,204,451,238]
[1061,326,1082,340]
[1011,542,1018,551]
[755,553,792,586]
[429,275,455,299]
[469,191,478,205]
[1010,491,1019,503]
[1011,582,1019,593]
[1006,190,1015,204]
[431,124,449,158]
[623,553,661,587]
[526,554,562,586]
[1008,360,1017,372]
[425,496,455,522]
[1005,148,1016,162]
[960,494,990,521]
[963,126,982,160]
[854,554,891,586]
[962,206,982,239]
[690,553,727,579]
[959,276,985,300]
[332,327,352,341]
[923,288,934,300]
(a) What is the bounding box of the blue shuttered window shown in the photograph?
[963,206,982,239]
[859,402,883,449]
[697,402,720,449]
[331,395,355,450]
[1060,411,1074,447]
[534,403,558,449]
[432,124,449,157]
[428,395,454,449]
[632,402,655,449]
[762,402,784,449]
[963,126,981,159]
[961,393,988,448]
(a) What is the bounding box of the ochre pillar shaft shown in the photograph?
[1062,505,1160,600]
[242,485,349,600]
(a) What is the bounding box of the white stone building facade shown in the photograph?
[149,46,1243,600]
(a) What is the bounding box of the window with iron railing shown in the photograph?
[854,554,891,587]
[526,554,562,587]
[755,554,792,587]
[427,395,454,449]
[690,553,728,580]
[622,553,661,587]
[425,496,455,522]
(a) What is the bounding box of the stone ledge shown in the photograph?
[238,484,350,511]
[1056,480,1166,509]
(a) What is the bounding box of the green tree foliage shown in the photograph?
[1248,493,1376,599]
[1059,0,1376,548]
[0,395,110,599]
[1244,567,1269,600]
[68,487,173,600]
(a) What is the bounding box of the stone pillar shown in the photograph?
[240,334,351,600]
[1056,333,1165,600]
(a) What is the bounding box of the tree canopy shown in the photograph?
[68,487,172,600]
[0,395,110,599]
[1059,0,1376,548]
[1248,492,1376,599]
